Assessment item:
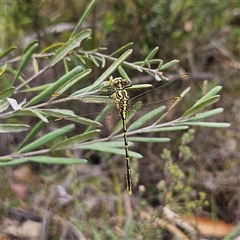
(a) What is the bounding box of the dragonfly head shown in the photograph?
[108,76,132,89]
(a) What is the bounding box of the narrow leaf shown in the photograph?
[17,124,75,154]
[52,129,101,149]
[70,0,96,38]
[17,121,48,150]
[51,68,91,96]
[19,84,52,93]
[128,137,170,142]
[0,157,13,162]
[160,59,179,70]
[0,63,7,76]
[110,42,134,56]
[145,47,159,61]
[128,105,166,131]
[78,142,142,158]
[25,66,83,107]
[49,29,92,67]
[32,57,39,73]
[118,65,132,84]
[13,42,38,84]
[41,42,64,53]
[81,95,115,104]
[0,156,87,167]
[178,108,224,122]
[0,99,9,112]
[0,46,17,60]
[192,86,222,108]
[90,55,99,67]
[89,49,133,90]
[0,87,15,100]
[182,95,220,117]
[39,108,102,127]
[12,109,49,123]
[177,122,231,128]
[94,141,134,148]
[101,55,106,68]
[148,126,189,133]
[0,123,30,133]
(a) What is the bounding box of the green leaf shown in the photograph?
[89,49,133,90]
[32,57,39,73]
[51,68,91,96]
[110,42,134,56]
[17,124,75,154]
[128,137,170,142]
[78,142,143,158]
[0,63,7,76]
[0,156,87,167]
[0,123,30,133]
[100,55,106,68]
[81,95,115,104]
[118,65,132,84]
[148,126,189,133]
[70,0,96,38]
[0,99,9,112]
[90,55,100,67]
[145,47,159,61]
[13,41,38,84]
[128,84,152,90]
[134,59,162,66]
[52,129,101,149]
[25,66,83,107]
[95,140,134,148]
[0,156,13,162]
[128,105,166,131]
[192,86,222,107]
[11,109,49,123]
[178,108,224,122]
[19,83,52,93]
[160,59,179,70]
[17,121,48,150]
[71,81,107,96]
[49,29,92,67]
[0,46,17,60]
[41,42,64,53]
[39,109,102,127]
[0,87,15,100]
[177,122,231,128]
[182,95,220,117]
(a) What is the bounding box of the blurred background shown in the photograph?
[1,1,239,239]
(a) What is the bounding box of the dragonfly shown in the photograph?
[51,73,191,195]
[108,76,133,194]
[106,74,189,195]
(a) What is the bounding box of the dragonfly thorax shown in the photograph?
[108,76,132,119]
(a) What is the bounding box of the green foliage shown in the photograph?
[160,137,208,214]
[0,1,237,239]
[0,1,229,170]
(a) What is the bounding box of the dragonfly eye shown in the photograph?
[121,79,129,85]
